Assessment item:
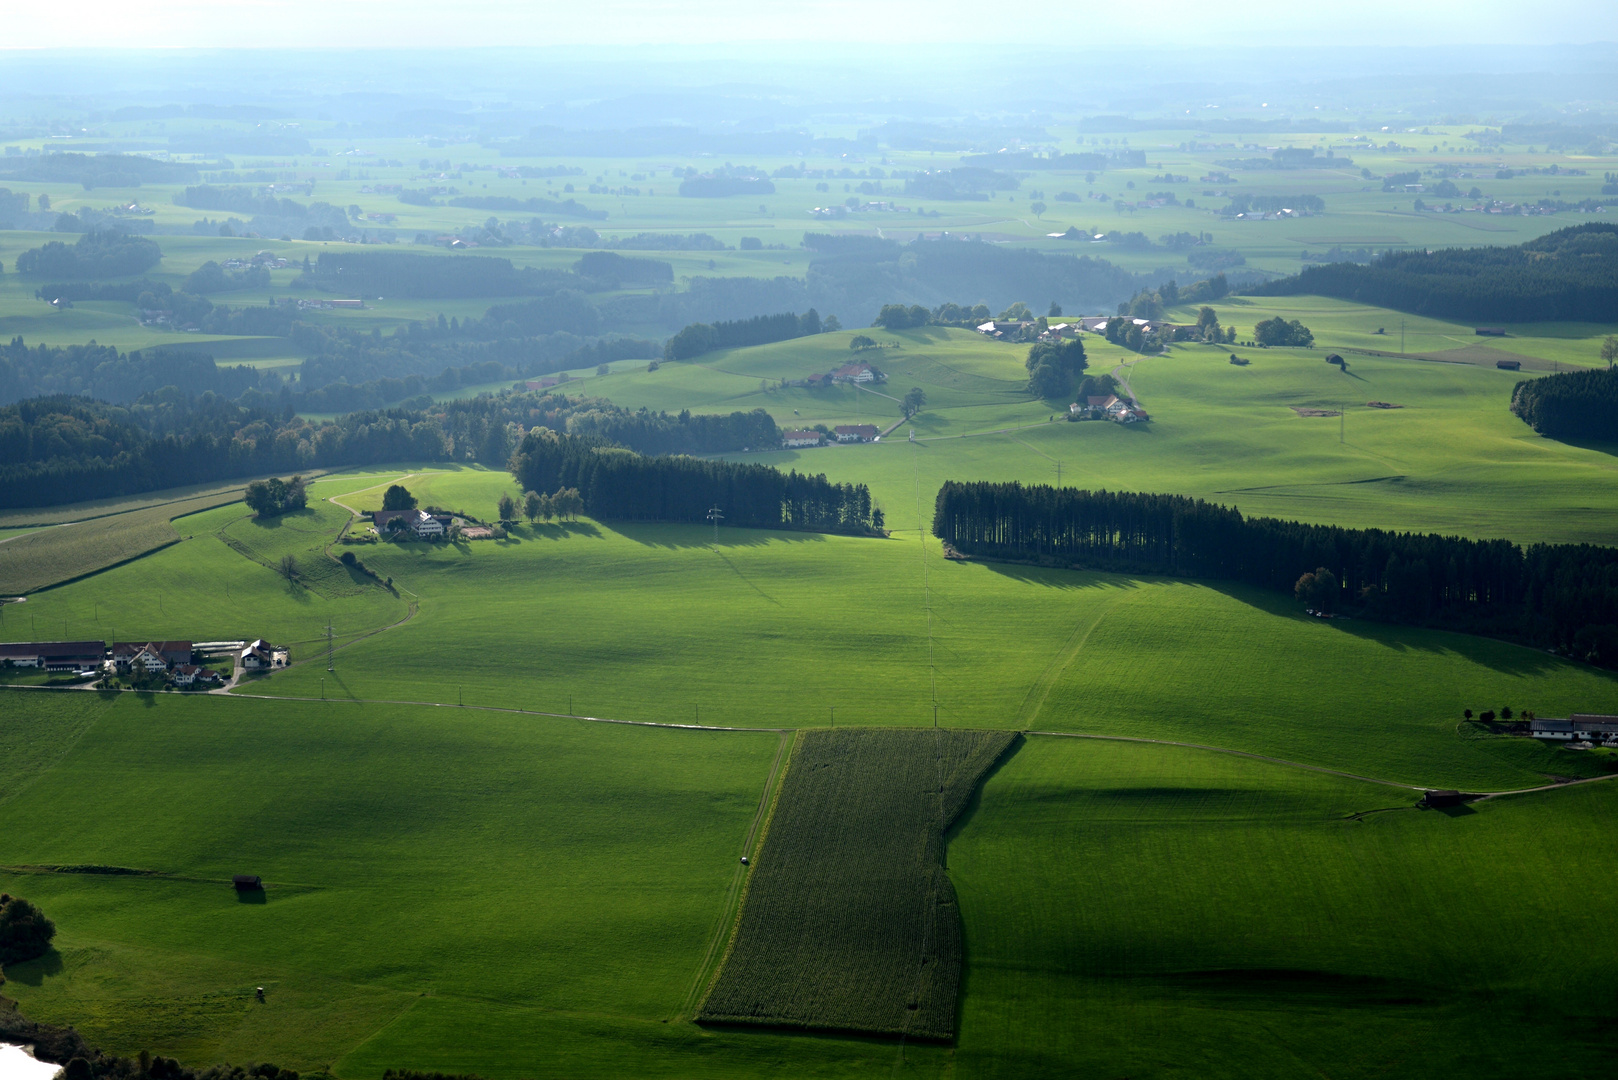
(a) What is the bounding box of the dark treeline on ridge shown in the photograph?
[1511,365,1618,441]
[0,385,792,510]
[933,481,1618,664]
[1247,223,1618,322]
[664,309,823,360]
[511,427,878,535]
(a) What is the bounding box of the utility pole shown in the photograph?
[933,702,939,728]
[569,693,573,716]
[325,617,334,672]
[1053,460,1063,486]
[706,504,724,549]
[830,706,835,728]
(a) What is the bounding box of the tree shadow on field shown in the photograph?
[614,523,828,551]
[977,559,1153,593]
[514,521,602,543]
[2,948,64,986]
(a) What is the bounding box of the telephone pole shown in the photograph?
[325,617,334,672]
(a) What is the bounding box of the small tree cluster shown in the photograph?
[243,476,307,519]
[1254,317,1315,347]
[1025,337,1089,399]
[0,893,56,964]
[1294,567,1340,612]
[520,488,584,522]
[381,484,417,511]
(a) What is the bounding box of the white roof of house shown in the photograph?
[977,321,997,332]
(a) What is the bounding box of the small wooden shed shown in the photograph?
[1422,790,1464,808]
[233,874,264,892]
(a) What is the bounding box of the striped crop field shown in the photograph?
[699,726,1017,1040]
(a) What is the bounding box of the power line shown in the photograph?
[706,504,724,549]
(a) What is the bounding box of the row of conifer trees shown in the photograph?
[510,427,878,534]
[932,481,1618,657]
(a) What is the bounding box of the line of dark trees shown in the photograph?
[664,309,822,360]
[1511,365,1618,440]
[562,404,780,455]
[510,427,878,534]
[933,481,1618,664]
[1246,222,1618,322]
[0,395,448,510]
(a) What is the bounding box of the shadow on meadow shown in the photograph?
[2,948,64,986]
[975,556,1585,680]
[612,523,829,551]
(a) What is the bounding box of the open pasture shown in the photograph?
[639,326,1618,544]
[10,462,1615,789]
[949,734,1618,1078]
[1,689,952,1079]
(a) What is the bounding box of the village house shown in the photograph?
[782,430,823,448]
[240,639,287,670]
[833,424,880,443]
[1529,715,1618,744]
[0,640,106,671]
[171,664,221,688]
[374,509,447,539]
[831,363,879,384]
[113,640,193,670]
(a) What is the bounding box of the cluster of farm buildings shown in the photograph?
[782,424,880,448]
[0,638,287,685]
[1526,714,1618,747]
[370,508,495,540]
[1070,394,1149,423]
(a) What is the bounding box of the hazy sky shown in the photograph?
[6,0,1617,50]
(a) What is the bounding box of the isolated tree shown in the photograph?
[1025,337,1089,398]
[523,490,544,523]
[382,485,417,511]
[1602,334,1618,369]
[1293,567,1339,611]
[822,315,841,332]
[849,334,876,350]
[1030,201,1047,218]
[278,554,298,582]
[0,893,57,964]
[1501,706,1514,720]
[1196,306,1222,342]
[1464,708,1473,720]
[497,493,518,524]
[1048,301,1063,317]
[597,364,611,376]
[902,386,927,419]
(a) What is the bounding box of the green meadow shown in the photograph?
[949,735,1618,1078]
[543,322,1618,543]
[6,117,1618,1077]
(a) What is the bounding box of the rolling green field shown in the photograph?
[700,727,1015,1040]
[6,112,1618,1077]
[10,464,1618,790]
[949,735,1618,1078]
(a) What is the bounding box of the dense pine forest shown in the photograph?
[1246,222,1618,322]
[933,481,1618,663]
[1511,365,1618,440]
[510,427,878,534]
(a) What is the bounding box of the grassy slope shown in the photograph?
[0,487,257,596]
[0,690,955,1079]
[3,499,406,651]
[948,735,1618,1079]
[10,462,1615,789]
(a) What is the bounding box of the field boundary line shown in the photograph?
[680,728,795,1021]
[22,537,184,596]
[1028,730,1618,797]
